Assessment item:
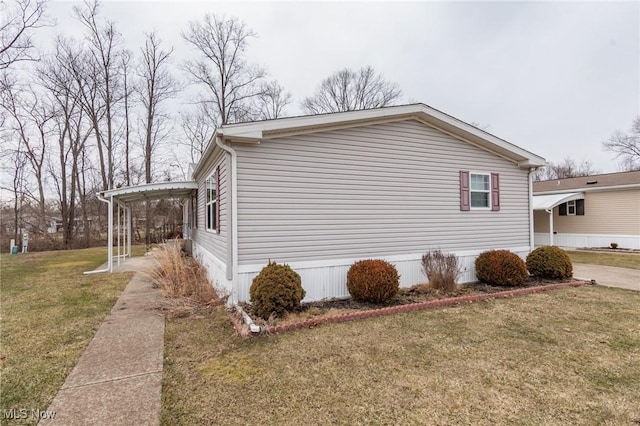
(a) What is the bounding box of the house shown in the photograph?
[533,171,640,249]
[182,104,546,303]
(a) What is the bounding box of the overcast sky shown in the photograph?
[42,0,640,173]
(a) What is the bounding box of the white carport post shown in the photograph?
[107,194,114,272]
[546,208,554,246]
[114,199,131,266]
[117,200,121,266]
[127,205,132,258]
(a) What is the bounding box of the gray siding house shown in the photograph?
[186,104,546,304]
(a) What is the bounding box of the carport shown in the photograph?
[84,181,198,274]
[532,192,584,246]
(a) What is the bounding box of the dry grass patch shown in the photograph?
[0,248,137,424]
[568,250,640,270]
[147,243,220,316]
[162,286,640,425]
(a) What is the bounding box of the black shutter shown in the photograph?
[559,203,567,216]
[576,199,585,216]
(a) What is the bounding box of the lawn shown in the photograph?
[0,246,145,424]
[568,250,640,270]
[162,286,640,425]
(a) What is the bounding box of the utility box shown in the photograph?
[22,232,29,253]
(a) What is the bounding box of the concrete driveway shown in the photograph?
[573,263,640,292]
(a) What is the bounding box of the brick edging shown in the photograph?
[266,281,593,335]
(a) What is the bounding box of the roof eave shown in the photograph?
[192,104,546,173]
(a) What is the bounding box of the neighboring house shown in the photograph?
[183,104,545,303]
[533,171,640,249]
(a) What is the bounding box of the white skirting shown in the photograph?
[192,241,232,299]
[235,246,531,303]
[534,233,640,250]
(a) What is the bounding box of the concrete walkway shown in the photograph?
[41,256,164,425]
[574,263,640,292]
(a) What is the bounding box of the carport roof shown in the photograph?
[532,192,584,211]
[101,181,198,204]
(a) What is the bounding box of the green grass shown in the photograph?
[568,250,640,270]
[162,286,640,425]
[0,248,140,425]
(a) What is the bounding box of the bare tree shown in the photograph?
[534,157,599,181]
[603,117,640,171]
[178,103,215,165]
[120,49,133,186]
[39,41,95,248]
[0,79,56,235]
[137,31,178,245]
[0,75,28,242]
[255,80,292,120]
[0,0,49,69]
[138,31,177,183]
[74,0,124,190]
[182,14,265,125]
[302,65,402,114]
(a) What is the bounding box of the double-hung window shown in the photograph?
[459,170,500,211]
[567,200,576,215]
[206,166,220,233]
[470,173,491,208]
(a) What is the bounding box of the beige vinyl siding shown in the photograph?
[534,210,551,232]
[232,119,531,265]
[191,150,229,265]
[545,189,640,235]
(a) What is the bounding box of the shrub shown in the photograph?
[610,242,619,249]
[475,250,529,287]
[526,246,573,279]
[421,250,460,292]
[250,261,305,320]
[150,243,217,304]
[347,259,399,303]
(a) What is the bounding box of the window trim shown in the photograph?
[566,200,576,216]
[469,172,491,210]
[205,166,220,234]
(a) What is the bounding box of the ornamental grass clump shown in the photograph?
[347,259,399,303]
[421,250,460,292]
[150,242,217,304]
[475,250,529,287]
[250,261,305,320]
[526,246,573,279]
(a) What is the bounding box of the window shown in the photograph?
[206,166,220,233]
[460,170,500,211]
[470,173,490,208]
[559,199,584,216]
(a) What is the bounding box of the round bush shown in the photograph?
[526,246,573,279]
[347,259,399,303]
[475,250,529,287]
[249,261,305,320]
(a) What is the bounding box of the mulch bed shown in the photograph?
[235,278,592,336]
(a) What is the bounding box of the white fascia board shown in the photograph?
[534,183,640,195]
[219,104,546,168]
[192,133,218,179]
[220,104,421,138]
[413,105,546,168]
[102,181,198,197]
